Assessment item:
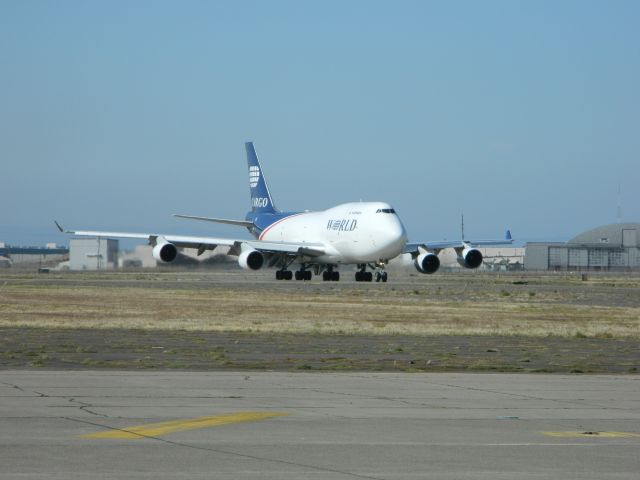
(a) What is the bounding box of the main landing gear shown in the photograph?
[322,265,340,281]
[276,257,299,280]
[275,269,293,280]
[294,267,312,281]
[276,262,313,281]
[355,263,388,282]
[355,270,373,282]
[276,263,389,283]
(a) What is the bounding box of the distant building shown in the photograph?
[0,244,69,266]
[69,238,118,270]
[435,247,524,271]
[525,223,639,271]
[479,247,525,271]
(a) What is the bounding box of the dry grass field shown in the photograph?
[1,270,639,337]
[0,270,638,372]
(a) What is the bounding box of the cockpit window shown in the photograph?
[376,208,396,214]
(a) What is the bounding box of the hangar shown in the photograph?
[69,238,119,270]
[525,223,639,271]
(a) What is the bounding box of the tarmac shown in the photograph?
[1,371,638,479]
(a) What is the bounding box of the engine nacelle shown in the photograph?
[415,252,440,274]
[152,239,178,263]
[238,246,264,270]
[457,247,483,269]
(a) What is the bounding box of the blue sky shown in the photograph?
[1,1,638,247]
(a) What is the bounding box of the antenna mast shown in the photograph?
[617,183,622,223]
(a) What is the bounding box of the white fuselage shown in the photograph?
[258,202,408,264]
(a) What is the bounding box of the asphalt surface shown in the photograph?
[1,371,638,479]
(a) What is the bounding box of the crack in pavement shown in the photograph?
[1,381,109,417]
[1,381,49,398]
[0,381,26,393]
[269,381,449,410]
[65,416,388,480]
[417,378,633,411]
[67,397,109,418]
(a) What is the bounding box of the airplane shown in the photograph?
[56,142,512,282]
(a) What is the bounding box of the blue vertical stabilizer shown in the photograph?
[246,142,277,214]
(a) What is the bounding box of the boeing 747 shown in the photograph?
[57,142,512,282]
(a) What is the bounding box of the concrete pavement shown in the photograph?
[1,371,638,479]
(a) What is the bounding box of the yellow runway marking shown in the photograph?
[82,411,288,440]
[542,431,640,438]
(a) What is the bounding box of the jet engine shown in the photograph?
[238,246,264,270]
[457,247,483,269]
[152,239,178,263]
[415,252,440,274]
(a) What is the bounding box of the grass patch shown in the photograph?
[0,271,639,339]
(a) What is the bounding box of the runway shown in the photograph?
[1,371,638,479]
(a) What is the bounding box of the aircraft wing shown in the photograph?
[55,222,325,257]
[173,214,254,228]
[404,230,513,254]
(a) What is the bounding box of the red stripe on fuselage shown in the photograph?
[258,212,307,241]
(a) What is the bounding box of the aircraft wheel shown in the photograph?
[355,271,362,282]
[322,271,331,281]
[284,270,293,280]
[365,272,373,282]
[295,271,302,281]
[332,271,340,281]
[375,272,381,282]
[381,272,388,282]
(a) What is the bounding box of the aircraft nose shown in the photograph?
[383,217,407,250]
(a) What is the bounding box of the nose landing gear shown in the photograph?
[375,271,388,282]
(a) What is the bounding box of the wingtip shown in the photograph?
[54,220,64,233]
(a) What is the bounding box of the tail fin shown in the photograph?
[245,142,277,213]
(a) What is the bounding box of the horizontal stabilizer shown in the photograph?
[173,214,254,228]
[468,229,514,246]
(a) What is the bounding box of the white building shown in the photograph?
[69,238,118,270]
